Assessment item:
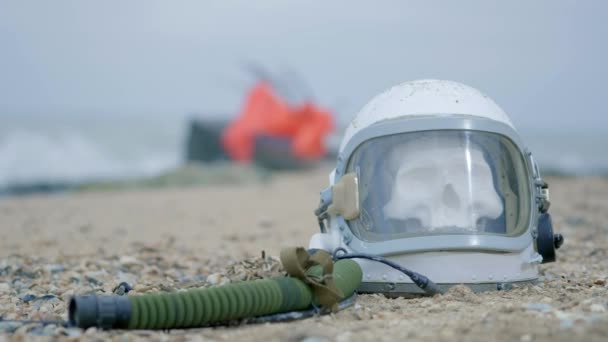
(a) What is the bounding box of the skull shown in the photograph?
[382,134,503,233]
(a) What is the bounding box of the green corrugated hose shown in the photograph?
[69,259,362,330]
[127,276,309,329]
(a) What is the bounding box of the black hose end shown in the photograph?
[421,279,442,296]
[411,273,442,295]
[69,295,131,330]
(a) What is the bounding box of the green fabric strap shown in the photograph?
[280,247,344,311]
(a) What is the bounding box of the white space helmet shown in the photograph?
[310,80,562,294]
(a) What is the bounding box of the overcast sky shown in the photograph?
[1,1,606,131]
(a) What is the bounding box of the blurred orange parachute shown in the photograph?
[221,82,334,162]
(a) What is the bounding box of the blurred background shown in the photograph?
[1,1,606,194]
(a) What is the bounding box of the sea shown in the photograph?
[0,114,606,194]
[0,115,184,191]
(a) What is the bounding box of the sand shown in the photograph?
[0,167,607,341]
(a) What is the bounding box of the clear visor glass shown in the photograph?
[345,130,531,242]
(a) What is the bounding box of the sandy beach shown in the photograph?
[0,167,607,341]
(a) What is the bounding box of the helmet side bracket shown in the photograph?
[528,152,564,263]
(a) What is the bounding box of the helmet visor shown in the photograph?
[345,130,531,242]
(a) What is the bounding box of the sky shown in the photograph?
[0,1,607,132]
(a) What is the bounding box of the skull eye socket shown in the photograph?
[476,216,507,234]
[402,218,424,233]
[476,217,489,230]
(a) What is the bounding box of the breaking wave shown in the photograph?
[0,128,181,188]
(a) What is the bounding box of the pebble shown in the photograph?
[84,327,98,335]
[0,282,10,293]
[43,264,65,274]
[112,282,133,295]
[119,255,141,268]
[419,299,433,308]
[524,303,553,313]
[20,294,37,302]
[301,336,327,342]
[257,217,276,229]
[85,275,103,286]
[206,273,228,285]
[336,331,352,342]
[133,284,153,292]
[42,324,57,335]
[520,334,532,342]
[590,304,606,313]
[64,327,83,337]
[0,321,21,333]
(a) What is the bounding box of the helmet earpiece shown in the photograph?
[536,212,564,263]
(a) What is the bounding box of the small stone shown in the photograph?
[44,264,65,274]
[520,334,532,342]
[14,267,38,279]
[419,299,433,308]
[301,336,327,342]
[0,321,22,333]
[11,279,27,291]
[555,310,575,329]
[542,273,555,281]
[42,324,57,335]
[112,282,133,296]
[20,294,38,302]
[39,294,57,301]
[257,217,275,229]
[47,285,60,294]
[134,284,152,292]
[0,282,10,293]
[320,315,334,322]
[336,331,352,342]
[524,302,553,313]
[2,313,18,320]
[65,328,83,337]
[119,256,141,267]
[85,276,103,286]
[207,273,227,285]
[590,304,606,313]
[593,279,606,286]
[84,327,98,335]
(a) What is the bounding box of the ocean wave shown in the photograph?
[0,129,180,188]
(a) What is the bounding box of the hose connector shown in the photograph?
[69,295,132,329]
[408,272,441,296]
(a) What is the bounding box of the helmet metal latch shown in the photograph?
[536,179,551,213]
